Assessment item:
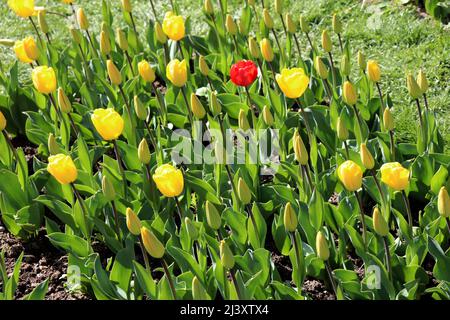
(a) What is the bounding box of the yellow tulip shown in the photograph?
[438,187,450,218]
[357,51,366,71]
[406,74,421,99]
[121,0,132,12]
[192,276,209,300]
[166,59,188,87]
[102,176,116,202]
[138,138,151,164]
[141,227,165,258]
[237,178,252,205]
[199,55,210,76]
[138,60,155,83]
[367,60,381,82]
[360,143,375,170]
[32,66,57,94]
[205,200,221,230]
[263,9,274,29]
[332,14,342,34]
[62,0,75,3]
[0,111,6,131]
[220,240,235,270]
[23,36,39,61]
[116,28,128,51]
[321,30,332,53]
[299,15,309,33]
[383,108,395,131]
[57,87,72,114]
[248,37,259,59]
[380,162,409,191]
[191,93,206,119]
[417,69,428,94]
[155,22,167,44]
[8,0,34,18]
[284,203,297,232]
[47,154,78,185]
[13,40,33,63]
[107,59,122,86]
[204,0,214,15]
[337,160,363,192]
[340,54,350,77]
[77,8,89,30]
[153,164,184,197]
[47,133,59,155]
[372,207,389,237]
[238,109,250,131]
[262,105,274,126]
[285,13,296,34]
[275,68,309,99]
[314,56,328,80]
[126,208,142,236]
[91,108,124,141]
[100,30,111,56]
[316,231,330,261]
[343,81,357,105]
[134,96,147,121]
[225,14,237,35]
[260,38,274,62]
[275,0,283,15]
[336,116,348,141]
[162,11,185,41]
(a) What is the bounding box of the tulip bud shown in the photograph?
[134,96,148,121]
[438,187,450,218]
[316,231,329,261]
[192,276,209,300]
[314,56,328,79]
[107,60,122,86]
[116,28,128,51]
[100,30,111,56]
[343,81,357,105]
[340,54,351,77]
[141,227,165,258]
[57,88,72,114]
[338,160,363,191]
[293,131,308,165]
[299,15,309,33]
[138,138,151,165]
[238,19,249,36]
[357,50,366,71]
[205,200,221,230]
[121,0,132,12]
[138,60,155,83]
[220,240,235,270]
[262,105,274,126]
[47,133,60,155]
[155,22,167,44]
[406,74,421,99]
[47,154,78,185]
[0,39,15,47]
[38,10,49,34]
[237,178,252,205]
[275,0,283,14]
[332,14,342,34]
[199,55,209,76]
[260,38,274,62]
[321,30,332,53]
[248,37,259,59]
[204,0,214,15]
[210,91,221,116]
[238,109,250,131]
[383,108,395,131]
[360,143,375,170]
[70,27,82,44]
[102,175,116,202]
[101,22,109,35]
[77,8,89,30]
[372,207,389,237]
[417,69,428,94]
[336,117,348,141]
[185,217,199,240]
[191,94,206,119]
[283,202,297,232]
[263,9,274,29]
[0,111,5,131]
[367,60,381,83]
[285,13,296,34]
[225,15,237,35]
[126,208,141,236]
[23,37,39,61]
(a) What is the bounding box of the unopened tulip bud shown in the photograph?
[116,28,128,51]
[48,133,60,155]
[383,108,395,131]
[191,94,206,119]
[262,105,274,126]
[248,37,259,59]
[372,207,389,237]
[438,187,450,218]
[214,140,225,164]
[357,51,366,71]
[226,15,237,35]
[126,208,141,235]
[210,91,221,116]
[285,13,296,34]
[121,0,132,13]
[185,217,199,240]
[23,36,39,61]
[77,8,89,30]
[107,60,122,86]
[141,227,165,258]
[155,22,167,44]
[314,56,328,79]
[238,19,248,36]
[406,74,421,99]
[100,30,111,56]
[321,30,332,53]
[220,240,235,270]
[367,60,381,82]
[101,22,109,34]
[248,0,256,5]
[102,175,116,202]
[70,27,82,44]
[284,202,297,232]
[316,231,330,261]
[360,143,375,170]
[192,276,209,300]
[38,11,49,34]
[263,9,274,29]
[299,15,309,33]
[294,131,308,165]
[343,81,357,105]
[237,178,252,205]
[138,60,155,83]
[260,38,274,62]
[204,0,214,15]
[205,200,221,230]
[0,111,5,131]
[0,39,15,47]
[199,55,209,76]
[238,109,250,131]
[332,14,342,34]
[337,117,349,141]
[138,138,151,165]
[57,88,72,114]
[134,96,148,121]
[417,69,428,94]
[340,54,351,77]
[275,0,283,15]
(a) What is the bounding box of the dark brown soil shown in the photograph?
[303,278,335,300]
[0,222,89,300]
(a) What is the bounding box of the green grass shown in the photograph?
[0,0,449,150]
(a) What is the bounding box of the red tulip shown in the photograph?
[230,60,258,87]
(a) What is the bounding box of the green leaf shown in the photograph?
[47,232,91,258]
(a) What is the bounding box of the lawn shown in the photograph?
[0,0,449,150]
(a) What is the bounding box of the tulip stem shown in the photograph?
[301,165,313,193]
[125,51,135,76]
[267,62,279,93]
[289,231,303,289]
[304,32,316,55]
[375,82,385,119]
[328,52,336,89]
[129,12,138,37]
[246,204,261,247]
[151,83,167,124]
[244,86,258,128]
[138,236,151,272]
[382,236,392,281]
[389,130,395,161]
[161,258,177,300]
[232,36,241,58]
[180,87,194,125]
[111,201,122,243]
[423,94,429,111]
[415,99,425,141]
[279,14,288,37]
[401,190,413,228]
[48,94,70,145]
[296,99,313,139]
[271,29,285,66]
[70,183,91,246]
[85,29,99,59]
[112,140,128,198]
[2,130,26,177]
[229,269,243,300]
[343,140,350,159]
[149,0,159,23]
[325,261,338,298]
[352,104,364,140]
[292,33,306,71]
[371,169,385,204]
[354,190,367,249]
[28,17,43,46]
[67,113,80,137]
[174,197,183,228]
[337,34,344,53]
